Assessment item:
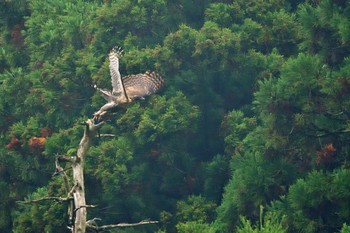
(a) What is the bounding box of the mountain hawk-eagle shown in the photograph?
[94,47,164,122]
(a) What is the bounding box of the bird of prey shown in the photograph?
[93,47,164,122]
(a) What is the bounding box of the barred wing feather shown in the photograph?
[122,71,164,100]
[109,47,126,98]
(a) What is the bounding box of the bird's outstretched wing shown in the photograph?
[122,71,164,100]
[109,47,127,100]
[94,48,164,123]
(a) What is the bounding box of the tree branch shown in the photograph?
[56,154,76,163]
[17,196,73,204]
[74,204,97,213]
[87,220,159,232]
[54,155,74,224]
[99,134,116,137]
[305,125,350,137]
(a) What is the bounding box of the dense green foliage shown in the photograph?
[1,0,350,232]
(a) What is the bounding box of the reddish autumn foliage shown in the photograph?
[316,143,336,165]
[5,136,21,150]
[28,137,46,151]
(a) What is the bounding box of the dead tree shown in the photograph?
[70,119,102,232]
[18,119,158,233]
[17,47,164,232]
[62,119,157,232]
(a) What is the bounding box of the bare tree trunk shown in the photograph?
[18,119,158,232]
[72,119,101,233]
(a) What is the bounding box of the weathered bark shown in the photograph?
[17,196,73,204]
[55,155,74,223]
[18,116,159,232]
[87,220,159,232]
[17,46,164,232]
[72,119,103,233]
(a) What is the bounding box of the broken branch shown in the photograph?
[17,196,73,204]
[87,220,159,232]
[74,204,97,213]
[54,155,74,223]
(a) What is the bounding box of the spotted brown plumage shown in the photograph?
[122,71,164,100]
[93,47,164,122]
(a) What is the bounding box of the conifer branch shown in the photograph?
[306,123,350,137]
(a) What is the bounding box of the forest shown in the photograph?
[1,0,350,232]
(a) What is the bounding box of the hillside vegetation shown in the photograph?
[1,0,350,232]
